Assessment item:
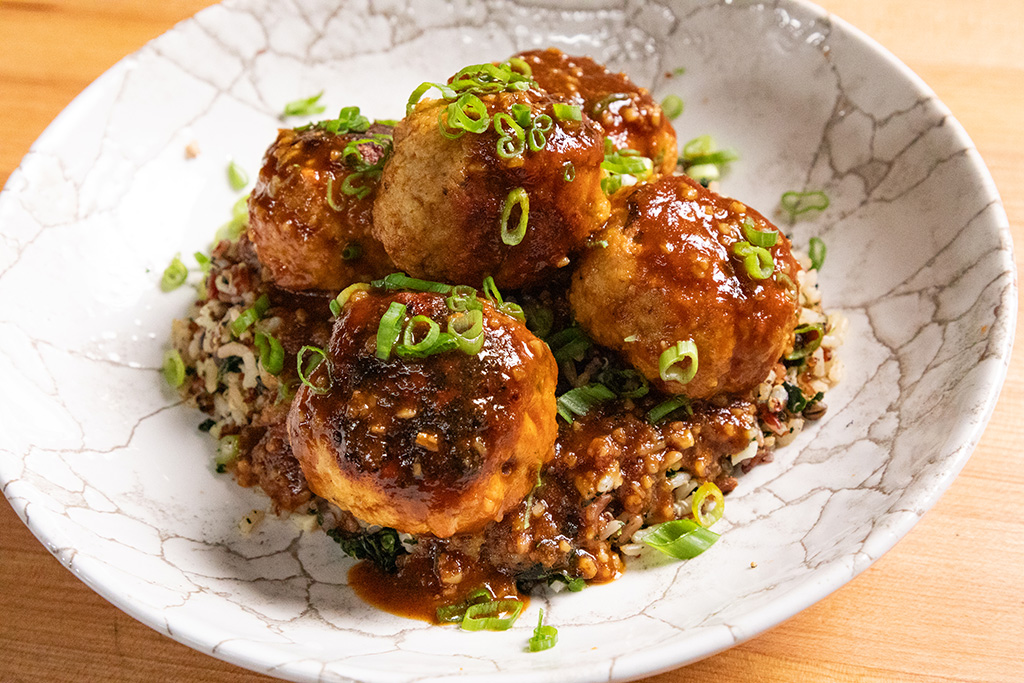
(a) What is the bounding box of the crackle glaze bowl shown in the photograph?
[0,0,1014,681]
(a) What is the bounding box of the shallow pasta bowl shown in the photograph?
[0,0,1014,681]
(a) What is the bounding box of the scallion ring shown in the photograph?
[500,187,529,246]
[342,243,363,261]
[733,241,774,280]
[780,190,830,218]
[446,285,481,312]
[325,176,344,211]
[297,345,332,395]
[785,322,825,361]
[528,609,558,652]
[229,294,271,338]
[162,349,186,388]
[331,282,371,317]
[461,599,524,631]
[658,340,699,385]
[691,482,724,527]
[436,588,492,624]
[215,434,240,471]
[375,301,407,360]
[372,272,454,294]
[660,94,684,119]
[741,217,778,247]
[161,254,188,292]
[447,93,491,134]
[401,315,441,351]
[563,162,575,182]
[227,160,248,191]
[527,126,546,151]
[494,112,525,158]
[646,395,692,424]
[808,236,827,270]
[448,308,485,355]
[341,172,371,200]
[507,56,532,77]
[552,103,582,121]
[253,331,285,375]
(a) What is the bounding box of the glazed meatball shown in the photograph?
[287,289,559,538]
[248,125,395,291]
[373,85,610,289]
[515,48,678,176]
[570,175,801,399]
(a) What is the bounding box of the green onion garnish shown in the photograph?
[507,56,532,77]
[461,599,524,631]
[372,272,455,294]
[331,282,371,317]
[227,160,248,191]
[162,349,186,388]
[448,308,485,355]
[375,301,407,360]
[161,254,188,292]
[808,236,826,270]
[553,103,582,121]
[592,92,632,117]
[526,114,552,152]
[282,91,326,118]
[215,434,240,472]
[646,395,692,424]
[556,383,616,423]
[304,105,371,135]
[254,331,284,375]
[785,322,825,361]
[547,325,591,363]
[342,243,363,261]
[229,294,271,338]
[682,134,715,160]
[399,315,441,352]
[601,141,654,195]
[733,241,774,280]
[436,588,492,624]
[445,93,491,135]
[297,345,332,395]
[636,519,719,560]
[680,135,738,184]
[446,285,482,312]
[780,190,830,219]
[660,94,684,120]
[528,609,558,652]
[658,340,698,385]
[510,103,532,127]
[691,482,724,527]
[684,150,740,167]
[563,162,575,182]
[341,172,371,200]
[494,112,526,158]
[481,276,525,322]
[500,187,530,246]
[741,217,778,247]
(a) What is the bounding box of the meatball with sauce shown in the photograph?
[287,288,559,538]
[372,83,610,289]
[247,125,396,291]
[570,174,801,399]
[515,48,678,176]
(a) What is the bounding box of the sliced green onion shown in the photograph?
[507,56,532,77]
[684,150,740,167]
[227,160,248,191]
[161,254,188,292]
[376,302,407,360]
[592,92,632,117]
[527,126,547,151]
[528,609,558,652]
[215,434,239,472]
[446,285,481,312]
[325,176,344,211]
[556,383,616,423]
[331,282,371,317]
[494,112,526,158]
[553,102,582,121]
[297,345,332,395]
[741,217,778,247]
[780,190,830,219]
[481,276,526,323]
[660,94,684,119]
[406,81,457,114]
[461,599,524,631]
[691,482,724,527]
[637,519,719,560]
[253,332,285,375]
[509,103,532,127]
[400,315,441,351]
[437,588,492,624]
[681,134,715,160]
[162,349,186,388]
[282,91,326,117]
[563,162,575,182]
[808,236,827,270]
[373,272,454,294]
[229,294,271,337]
[547,325,591,363]
[448,308,485,355]
[785,323,825,361]
[446,93,491,134]
[684,163,720,185]
[658,340,698,385]
[341,172,371,200]
[342,243,363,261]
[194,251,212,274]
[309,106,372,135]
[646,395,692,424]
[733,241,774,280]
[500,187,530,246]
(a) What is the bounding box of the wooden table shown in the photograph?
[2,1,1022,681]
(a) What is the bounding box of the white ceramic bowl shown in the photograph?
[0,1,1014,681]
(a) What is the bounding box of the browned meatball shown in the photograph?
[287,289,559,538]
[372,85,610,290]
[515,48,678,176]
[248,125,395,291]
[570,175,801,399]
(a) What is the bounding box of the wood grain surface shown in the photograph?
[1,1,1022,681]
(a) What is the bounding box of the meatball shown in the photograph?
[287,289,559,538]
[515,48,678,176]
[569,175,801,399]
[372,85,610,290]
[248,125,395,291]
